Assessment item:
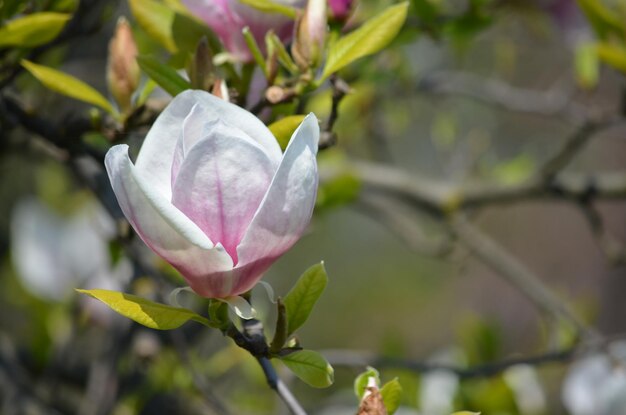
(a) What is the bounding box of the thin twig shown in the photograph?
[449,214,600,341]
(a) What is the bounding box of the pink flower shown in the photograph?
[105,90,319,298]
[328,0,354,22]
[182,0,305,61]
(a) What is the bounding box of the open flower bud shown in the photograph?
[104,90,319,298]
[107,17,140,113]
[182,0,305,62]
[292,0,327,69]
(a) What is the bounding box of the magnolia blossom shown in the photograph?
[182,0,305,61]
[105,90,319,298]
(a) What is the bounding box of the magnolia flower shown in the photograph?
[182,0,305,61]
[105,90,319,298]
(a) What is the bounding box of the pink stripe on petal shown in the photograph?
[171,122,275,263]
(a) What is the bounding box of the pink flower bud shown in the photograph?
[328,0,354,23]
[182,0,305,62]
[105,90,319,298]
[107,17,140,113]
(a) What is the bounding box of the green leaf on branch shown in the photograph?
[354,366,380,398]
[283,262,328,336]
[77,289,213,330]
[321,2,409,80]
[278,350,334,388]
[136,55,191,96]
[268,115,307,150]
[239,0,298,19]
[596,42,626,73]
[380,378,402,414]
[0,12,71,48]
[576,0,625,40]
[21,60,116,116]
[575,42,599,89]
[130,0,177,52]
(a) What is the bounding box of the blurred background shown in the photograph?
[1,0,626,414]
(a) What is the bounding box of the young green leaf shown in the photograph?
[283,262,328,336]
[354,366,380,398]
[576,0,625,40]
[268,115,307,150]
[0,12,71,48]
[239,0,298,19]
[129,0,177,52]
[21,60,116,116]
[596,42,626,73]
[171,12,222,54]
[278,350,334,388]
[77,288,213,329]
[136,55,191,96]
[321,2,409,80]
[575,42,599,89]
[380,378,402,414]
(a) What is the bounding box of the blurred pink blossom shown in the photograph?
[182,0,305,61]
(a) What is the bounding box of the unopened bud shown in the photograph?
[292,0,327,70]
[107,17,140,113]
[189,37,214,91]
[329,0,354,24]
[211,78,230,102]
[265,85,294,104]
[356,377,387,415]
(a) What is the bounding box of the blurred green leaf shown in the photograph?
[354,366,380,398]
[321,2,409,80]
[284,262,328,336]
[0,12,70,47]
[136,55,191,96]
[316,172,361,210]
[171,12,221,55]
[491,155,534,185]
[576,0,625,39]
[130,0,177,52]
[596,41,626,72]
[451,412,481,415]
[268,115,307,150]
[279,350,334,388]
[239,0,298,19]
[575,42,600,88]
[76,289,212,330]
[381,378,402,414]
[411,0,438,23]
[21,60,116,115]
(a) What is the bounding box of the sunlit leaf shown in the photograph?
[239,0,298,18]
[136,55,191,96]
[596,42,626,73]
[576,0,625,39]
[130,0,177,52]
[283,262,328,336]
[268,115,307,150]
[354,366,380,398]
[21,60,116,115]
[321,2,409,80]
[316,172,361,210]
[380,378,402,414]
[0,12,70,47]
[279,350,334,388]
[77,288,212,329]
[575,42,599,89]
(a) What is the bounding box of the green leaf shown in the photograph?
[136,55,191,96]
[279,350,334,388]
[354,366,380,398]
[451,412,481,415]
[0,12,71,48]
[268,115,307,150]
[283,262,328,336]
[380,378,402,414]
[575,42,599,89]
[576,0,625,40]
[171,12,221,55]
[316,172,361,210]
[21,60,116,115]
[239,0,298,19]
[321,2,409,80]
[77,288,212,330]
[130,0,177,52]
[596,42,626,73]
